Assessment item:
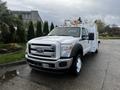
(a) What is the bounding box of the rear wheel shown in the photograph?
[71,54,82,75]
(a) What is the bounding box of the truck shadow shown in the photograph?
[24,52,101,90]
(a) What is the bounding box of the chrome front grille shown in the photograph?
[29,43,56,58]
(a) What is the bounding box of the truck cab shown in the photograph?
[25,20,99,75]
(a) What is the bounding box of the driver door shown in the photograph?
[80,27,90,55]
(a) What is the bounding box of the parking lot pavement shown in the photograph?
[0,40,120,90]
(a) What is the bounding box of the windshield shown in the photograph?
[48,27,81,37]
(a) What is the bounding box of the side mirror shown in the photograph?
[88,33,94,40]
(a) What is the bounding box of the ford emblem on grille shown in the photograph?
[36,48,44,53]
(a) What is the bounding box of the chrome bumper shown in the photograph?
[25,55,73,70]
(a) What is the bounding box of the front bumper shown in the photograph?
[25,55,73,70]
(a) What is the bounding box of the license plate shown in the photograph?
[42,63,49,68]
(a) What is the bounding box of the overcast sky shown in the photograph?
[3,0,120,25]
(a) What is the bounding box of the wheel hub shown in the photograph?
[76,57,82,73]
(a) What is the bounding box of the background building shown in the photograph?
[11,10,43,24]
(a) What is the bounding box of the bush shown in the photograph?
[1,23,10,43]
[0,43,22,54]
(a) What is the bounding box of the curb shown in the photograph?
[0,59,26,67]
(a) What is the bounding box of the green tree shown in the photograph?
[0,0,8,32]
[95,19,105,34]
[0,23,10,43]
[43,21,49,35]
[50,22,54,31]
[0,0,8,23]
[0,0,14,26]
[27,21,35,41]
[16,15,26,43]
[36,21,42,37]
[9,25,16,43]
[0,0,26,43]
[105,25,110,33]
[16,25,26,43]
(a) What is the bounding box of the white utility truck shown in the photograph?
[25,20,100,75]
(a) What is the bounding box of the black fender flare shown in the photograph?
[70,43,83,58]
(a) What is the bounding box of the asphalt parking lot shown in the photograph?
[0,40,120,90]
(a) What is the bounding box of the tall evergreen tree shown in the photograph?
[36,21,42,37]
[9,24,16,43]
[27,21,35,41]
[50,22,54,31]
[43,21,49,36]
[16,15,26,43]
[16,25,26,43]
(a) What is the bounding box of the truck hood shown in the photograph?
[28,36,78,44]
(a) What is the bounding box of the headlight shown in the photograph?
[61,44,73,57]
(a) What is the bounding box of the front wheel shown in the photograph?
[70,54,82,75]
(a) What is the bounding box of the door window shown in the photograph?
[82,28,88,40]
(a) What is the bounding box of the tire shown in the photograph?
[70,54,82,75]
